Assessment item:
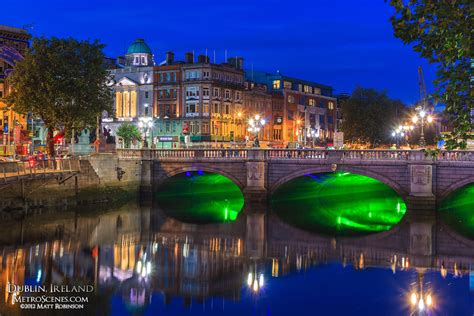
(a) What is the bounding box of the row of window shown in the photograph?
[184,70,243,84]
[157,72,177,83]
[273,80,322,95]
[185,87,242,100]
[185,102,234,115]
[287,95,335,110]
[157,89,177,99]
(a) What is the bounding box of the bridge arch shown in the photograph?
[438,176,474,201]
[269,165,408,200]
[154,166,246,191]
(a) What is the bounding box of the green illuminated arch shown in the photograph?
[439,182,474,239]
[155,171,244,224]
[271,172,407,236]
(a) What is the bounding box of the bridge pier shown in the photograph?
[140,150,153,198]
[243,150,268,204]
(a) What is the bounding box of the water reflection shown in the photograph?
[0,201,472,315]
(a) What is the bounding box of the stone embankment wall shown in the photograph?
[0,154,141,213]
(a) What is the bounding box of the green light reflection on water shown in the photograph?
[271,172,407,236]
[155,171,244,223]
[439,183,474,239]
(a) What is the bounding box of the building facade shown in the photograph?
[245,71,337,146]
[181,55,245,144]
[106,39,154,145]
[0,25,31,155]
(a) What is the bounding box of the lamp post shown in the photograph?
[307,129,319,148]
[391,127,405,149]
[247,114,266,148]
[412,108,434,148]
[138,117,154,148]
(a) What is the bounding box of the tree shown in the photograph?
[6,37,113,156]
[116,123,141,148]
[341,87,407,147]
[388,0,472,149]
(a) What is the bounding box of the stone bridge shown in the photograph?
[118,148,474,210]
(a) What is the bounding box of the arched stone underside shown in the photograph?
[269,165,407,200]
[153,165,246,191]
[438,176,474,201]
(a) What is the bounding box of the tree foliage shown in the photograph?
[116,123,141,148]
[341,87,407,147]
[6,37,113,156]
[388,0,472,149]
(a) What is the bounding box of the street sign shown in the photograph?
[334,132,344,149]
[158,136,178,142]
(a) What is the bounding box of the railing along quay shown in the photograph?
[117,149,474,162]
[0,159,80,183]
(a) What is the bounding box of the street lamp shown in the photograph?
[248,114,266,148]
[392,127,405,149]
[138,117,154,148]
[412,108,434,148]
[307,129,319,148]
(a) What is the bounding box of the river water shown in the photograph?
[0,172,472,315]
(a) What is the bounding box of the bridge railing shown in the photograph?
[0,158,80,183]
[116,148,474,162]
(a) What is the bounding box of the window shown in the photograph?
[141,56,145,64]
[165,121,171,133]
[213,102,220,113]
[273,80,281,89]
[166,72,171,81]
[314,87,321,95]
[186,102,199,113]
[224,104,230,115]
[283,81,292,89]
[185,71,199,80]
[224,89,231,99]
[328,102,334,110]
[203,102,209,114]
[319,115,325,124]
[235,91,241,100]
[203,71,210,78]
[328,116,333,124]
[298,84,303,92]
[304,85,312,93]
[213,88,220,97]
[308,99,315,106]
[287,95,295,103]
[203,88,209,97]
[190,121,200,134]
[186,87,199,97]
[145,91,149,98]
[202,122,209,134]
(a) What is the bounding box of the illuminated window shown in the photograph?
[309,99,315,106]
[283,81,292,89]
[287,95,295,103]
[328,102,334,110]
[273,80,281,89]
[304,85,312,93]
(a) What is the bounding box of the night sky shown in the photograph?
[4,0,437,104]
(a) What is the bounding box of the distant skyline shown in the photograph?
[4,0,438,105]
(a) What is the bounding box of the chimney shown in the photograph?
[227,56,244,70]
[166,51,174,64]
[197,55,206,63]
[185,52,193,63]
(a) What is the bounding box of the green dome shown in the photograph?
[127,39,152,55]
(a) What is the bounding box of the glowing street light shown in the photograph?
[138,116,154,148]
[412,107,434,148]
[392,128,405,149]
[247,114,266,147]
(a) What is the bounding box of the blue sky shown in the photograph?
[3,0,437,104]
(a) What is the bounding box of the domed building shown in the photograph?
[125,39,154,67]
[104,39,155,147]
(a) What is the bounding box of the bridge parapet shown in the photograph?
[117,148,473,163]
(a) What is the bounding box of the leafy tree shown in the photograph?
[116,123,141,148]
[6,37,113,156]
[388,0,472,149]
[341,87,407,147]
